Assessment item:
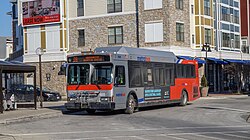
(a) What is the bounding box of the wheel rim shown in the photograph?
[129,98,135,110]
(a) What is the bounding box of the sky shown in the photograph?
[0,0,12,37]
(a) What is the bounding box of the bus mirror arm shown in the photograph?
[114,77,119,86]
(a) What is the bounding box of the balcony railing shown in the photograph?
[9,48,23,60]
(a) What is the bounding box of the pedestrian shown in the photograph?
[2,87,7,111]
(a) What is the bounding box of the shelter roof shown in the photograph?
[0,61,36,73]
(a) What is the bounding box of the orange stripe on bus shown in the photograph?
[67,85,113,91]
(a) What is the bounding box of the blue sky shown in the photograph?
[0,1,12,37]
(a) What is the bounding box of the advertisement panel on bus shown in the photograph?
[22,0,61,26]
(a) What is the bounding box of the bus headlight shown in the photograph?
[100,97,111,102]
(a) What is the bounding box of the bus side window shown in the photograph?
[191,65,195,78]
[115,66,125,85]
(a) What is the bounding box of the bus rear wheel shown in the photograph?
[86,109,96,114]
[125,95,135,114]
[180,91,188,106]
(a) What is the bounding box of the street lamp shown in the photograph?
[202,43,212,78]
[36,47,44,108]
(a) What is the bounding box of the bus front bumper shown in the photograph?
[65,102,115,110]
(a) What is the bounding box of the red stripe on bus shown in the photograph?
[67,85,113,90]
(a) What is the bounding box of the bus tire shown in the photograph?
[86,109,96,114]
[125,95,135,114]
[179,91,188,106]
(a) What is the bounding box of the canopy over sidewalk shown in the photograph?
[0,61,37,113]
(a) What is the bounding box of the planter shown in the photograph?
[200,87,209,97]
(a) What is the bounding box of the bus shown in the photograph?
[64,47,200,114]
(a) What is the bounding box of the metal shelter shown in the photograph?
[0,61,36,114]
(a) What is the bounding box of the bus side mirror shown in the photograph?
[58,63,67,75]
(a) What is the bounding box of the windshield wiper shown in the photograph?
[93,81,101,90]
[76,81,81,90]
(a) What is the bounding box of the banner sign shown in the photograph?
[22,0,61,26]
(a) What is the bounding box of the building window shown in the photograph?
[78,30,85,47]
[242,40,247,46]
[222,23,230,30]
[204,0,210,16]
[107,0,122,13]
[145,22,163,42]
[234,10,239,24]
[144,0,162,10]
[230,0,234,6]
[205,29,211,44]
[176,23,184,41]
[108,26,123,44]
[241,40,249,54]
[221,6,230,22]
[77,0,84,17]
[235,26,240,32]
[176,0,183,10]
[221,0,228,4]
[234,1,239,8]
[222,32,230,47]
[235,35,240,49]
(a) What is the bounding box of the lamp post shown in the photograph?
[202,43,212,78]
[36,47,44,108]
[0,69,3,113]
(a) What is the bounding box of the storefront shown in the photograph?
[178,56,250,94]
[207,59,249,94]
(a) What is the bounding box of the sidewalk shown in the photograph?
[200,93,249,100]
[0,101,65,125]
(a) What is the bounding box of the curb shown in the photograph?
[0,111,62,125]
[200,95,249,100]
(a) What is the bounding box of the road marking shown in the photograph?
[201,106,250,113]
[160,134,188,140]
[76,136,153,140]
[167,131,249,136]
[191,134,227,140]
[223,133,250,139]
[132,136,150,140]
[4,125,250,137]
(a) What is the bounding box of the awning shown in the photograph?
[194,58,206,64]
[224,59,246,64]
[207,58,228,64]
[243,60,250,64]
[177,56,192,60]
[177,56,205,64]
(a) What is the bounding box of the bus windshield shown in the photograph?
[91,64,113,85]
[68,64,90,85]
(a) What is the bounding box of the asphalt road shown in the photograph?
[0,96,250,140]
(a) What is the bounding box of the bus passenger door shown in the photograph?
[113,65,128,109]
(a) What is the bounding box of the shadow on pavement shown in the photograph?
[59,103,193,116]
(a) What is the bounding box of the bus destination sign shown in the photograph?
[68,55,110,63]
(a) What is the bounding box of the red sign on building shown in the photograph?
[22,0,61,26]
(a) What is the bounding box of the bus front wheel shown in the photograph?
[180,91,188,106]
[125,95,135,114]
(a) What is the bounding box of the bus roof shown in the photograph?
[95,46,178,63]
